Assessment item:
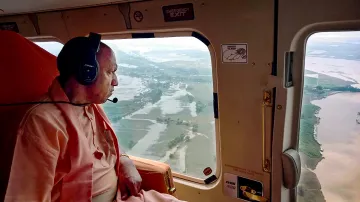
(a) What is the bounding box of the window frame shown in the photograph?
[29,29,221,186]
[28,36,64,56]
[279,20,360,201]
[27,35,64,44]
[290,21,360,152]
[101,30,220,185]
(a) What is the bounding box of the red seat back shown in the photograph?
[0,30,59,106]
[0,30,59,200]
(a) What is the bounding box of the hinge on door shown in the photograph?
[262,90,272,173]
[284,51,294,88]
[263,90,272,107]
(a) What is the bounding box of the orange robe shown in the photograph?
[5,78,184,202]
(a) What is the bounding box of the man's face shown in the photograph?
[87,46,118,104]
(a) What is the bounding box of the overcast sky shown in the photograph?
[103,36,208,53]
[35,36,208,56]
[35,31,360,56]
[308,31,360,43]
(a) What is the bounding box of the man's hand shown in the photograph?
[118,156,142,200]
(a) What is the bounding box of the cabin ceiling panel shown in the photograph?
[37,12,69,42]
[0,0,143,16]
[61,5,126,37]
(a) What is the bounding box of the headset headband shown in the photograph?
[88,32,101,53]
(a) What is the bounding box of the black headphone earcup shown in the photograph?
[58,33,101,86]
[76,49,99,85]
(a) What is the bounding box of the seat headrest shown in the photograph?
[0,30,59,105]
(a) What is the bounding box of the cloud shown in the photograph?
[308,31,360,43]
[103,37,208,53]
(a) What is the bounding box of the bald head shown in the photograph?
[96,42,113,63]
[96,42,117,74]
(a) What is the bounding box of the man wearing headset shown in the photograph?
[5,34,183,202]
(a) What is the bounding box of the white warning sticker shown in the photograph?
[223,172,267,202]
[224,173,238,198]
[221,44,248,64]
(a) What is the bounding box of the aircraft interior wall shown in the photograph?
[274,1,360,201]
[0,0,360,201]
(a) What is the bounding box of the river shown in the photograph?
[312,93,360,202]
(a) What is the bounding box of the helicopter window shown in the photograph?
[35,36,217,181]
[34,41,63,56]
[298,31,360,202]
[101,37,216,180]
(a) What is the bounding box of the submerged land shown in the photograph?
[297,68,359,202]
[297,34,360,202]
[101,41,216,179]
[101,36,360,196]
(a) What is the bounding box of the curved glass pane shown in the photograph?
[299,31,360,202]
